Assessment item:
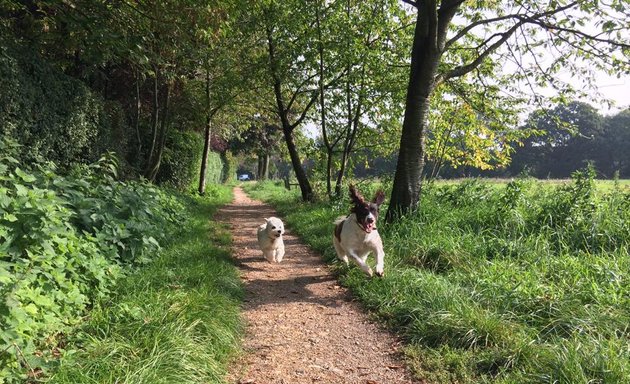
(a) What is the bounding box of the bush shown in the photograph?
[156,130,204,191]
[205,151,224,185]
[221,151,237,183]
[0,40,128,168]
[0,139,183,383]
[155,130,227,191]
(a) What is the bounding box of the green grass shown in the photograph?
[244,177,630,383]
[436,177,630,194]
[49,185,243,384]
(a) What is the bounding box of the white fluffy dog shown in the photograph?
[257,217,285,263]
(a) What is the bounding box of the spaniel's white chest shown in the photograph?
[339,217,382,252]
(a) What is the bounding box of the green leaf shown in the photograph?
[15,168,36,183]
[0,265,13,284]
[14,184,28,197]
[23,303,39,315]
[3,213,18,222]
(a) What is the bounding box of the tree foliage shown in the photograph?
[311,0,411,197]
[0,0,246,186]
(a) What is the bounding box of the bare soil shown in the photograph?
[218,187,417,384]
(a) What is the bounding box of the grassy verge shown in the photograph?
[49,185,243,384]
[243,177,629,384]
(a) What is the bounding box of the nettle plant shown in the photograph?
[0,140,183,382]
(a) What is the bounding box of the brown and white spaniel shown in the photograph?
[333,185,386,277]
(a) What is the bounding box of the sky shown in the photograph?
[521,68,630,119]
[589,75,629,115]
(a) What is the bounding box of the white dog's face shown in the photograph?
[264,217,284,238]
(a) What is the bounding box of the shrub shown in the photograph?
[0,139,183,383]
[0,40,128,169]
[205,151,224,185]
[156,130,204,191]
[221,151,237,183]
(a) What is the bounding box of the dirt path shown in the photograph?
[218,187,416,384]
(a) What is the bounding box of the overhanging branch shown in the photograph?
[439,2,584,83]
[529,20,630,50]
[441,23,522,83]
[444,13,526,51]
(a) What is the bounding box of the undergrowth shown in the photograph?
[49,184,242,383]
[244,172,629,383]
[1,139,185,382]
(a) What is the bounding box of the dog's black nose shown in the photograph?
[367,217,374,224]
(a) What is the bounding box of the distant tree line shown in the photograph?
[507,102,630,179]
[348,101,630,180]
[427,102,630,179]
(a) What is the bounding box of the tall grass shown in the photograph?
[244,173,629,383]
[49,185,243,384]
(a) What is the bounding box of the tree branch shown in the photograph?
[437,0,466,49]
[401,0,418,8]
[529,20,630,50]
[285,72,319,112]
[288,64,349,131]
[440,2,582,83]
[441,23,521,83]
[444,13,525,51]
[289,91,320,130]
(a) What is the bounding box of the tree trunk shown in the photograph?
[145,70,160,177]
[257,153,270,180]
[326,148,334,196]
[262,153,270,180]
[198,68,212,195]
[333,108,360,197]
[265,21,314,202]
[134,69,142,162]
[145,82,171,181]
[316,0,333,197]
[429,123,453,180]
[334,62,363,197]
[283,127,313,201]
[258,153,270,180]
[334,148,350,197]
[335,88,356,197]
[199,115,211,194]
[385,7,441,222]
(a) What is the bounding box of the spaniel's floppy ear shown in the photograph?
[373,190,385,206]
[349,184,366,205]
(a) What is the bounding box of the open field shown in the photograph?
[244,175,630,383]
